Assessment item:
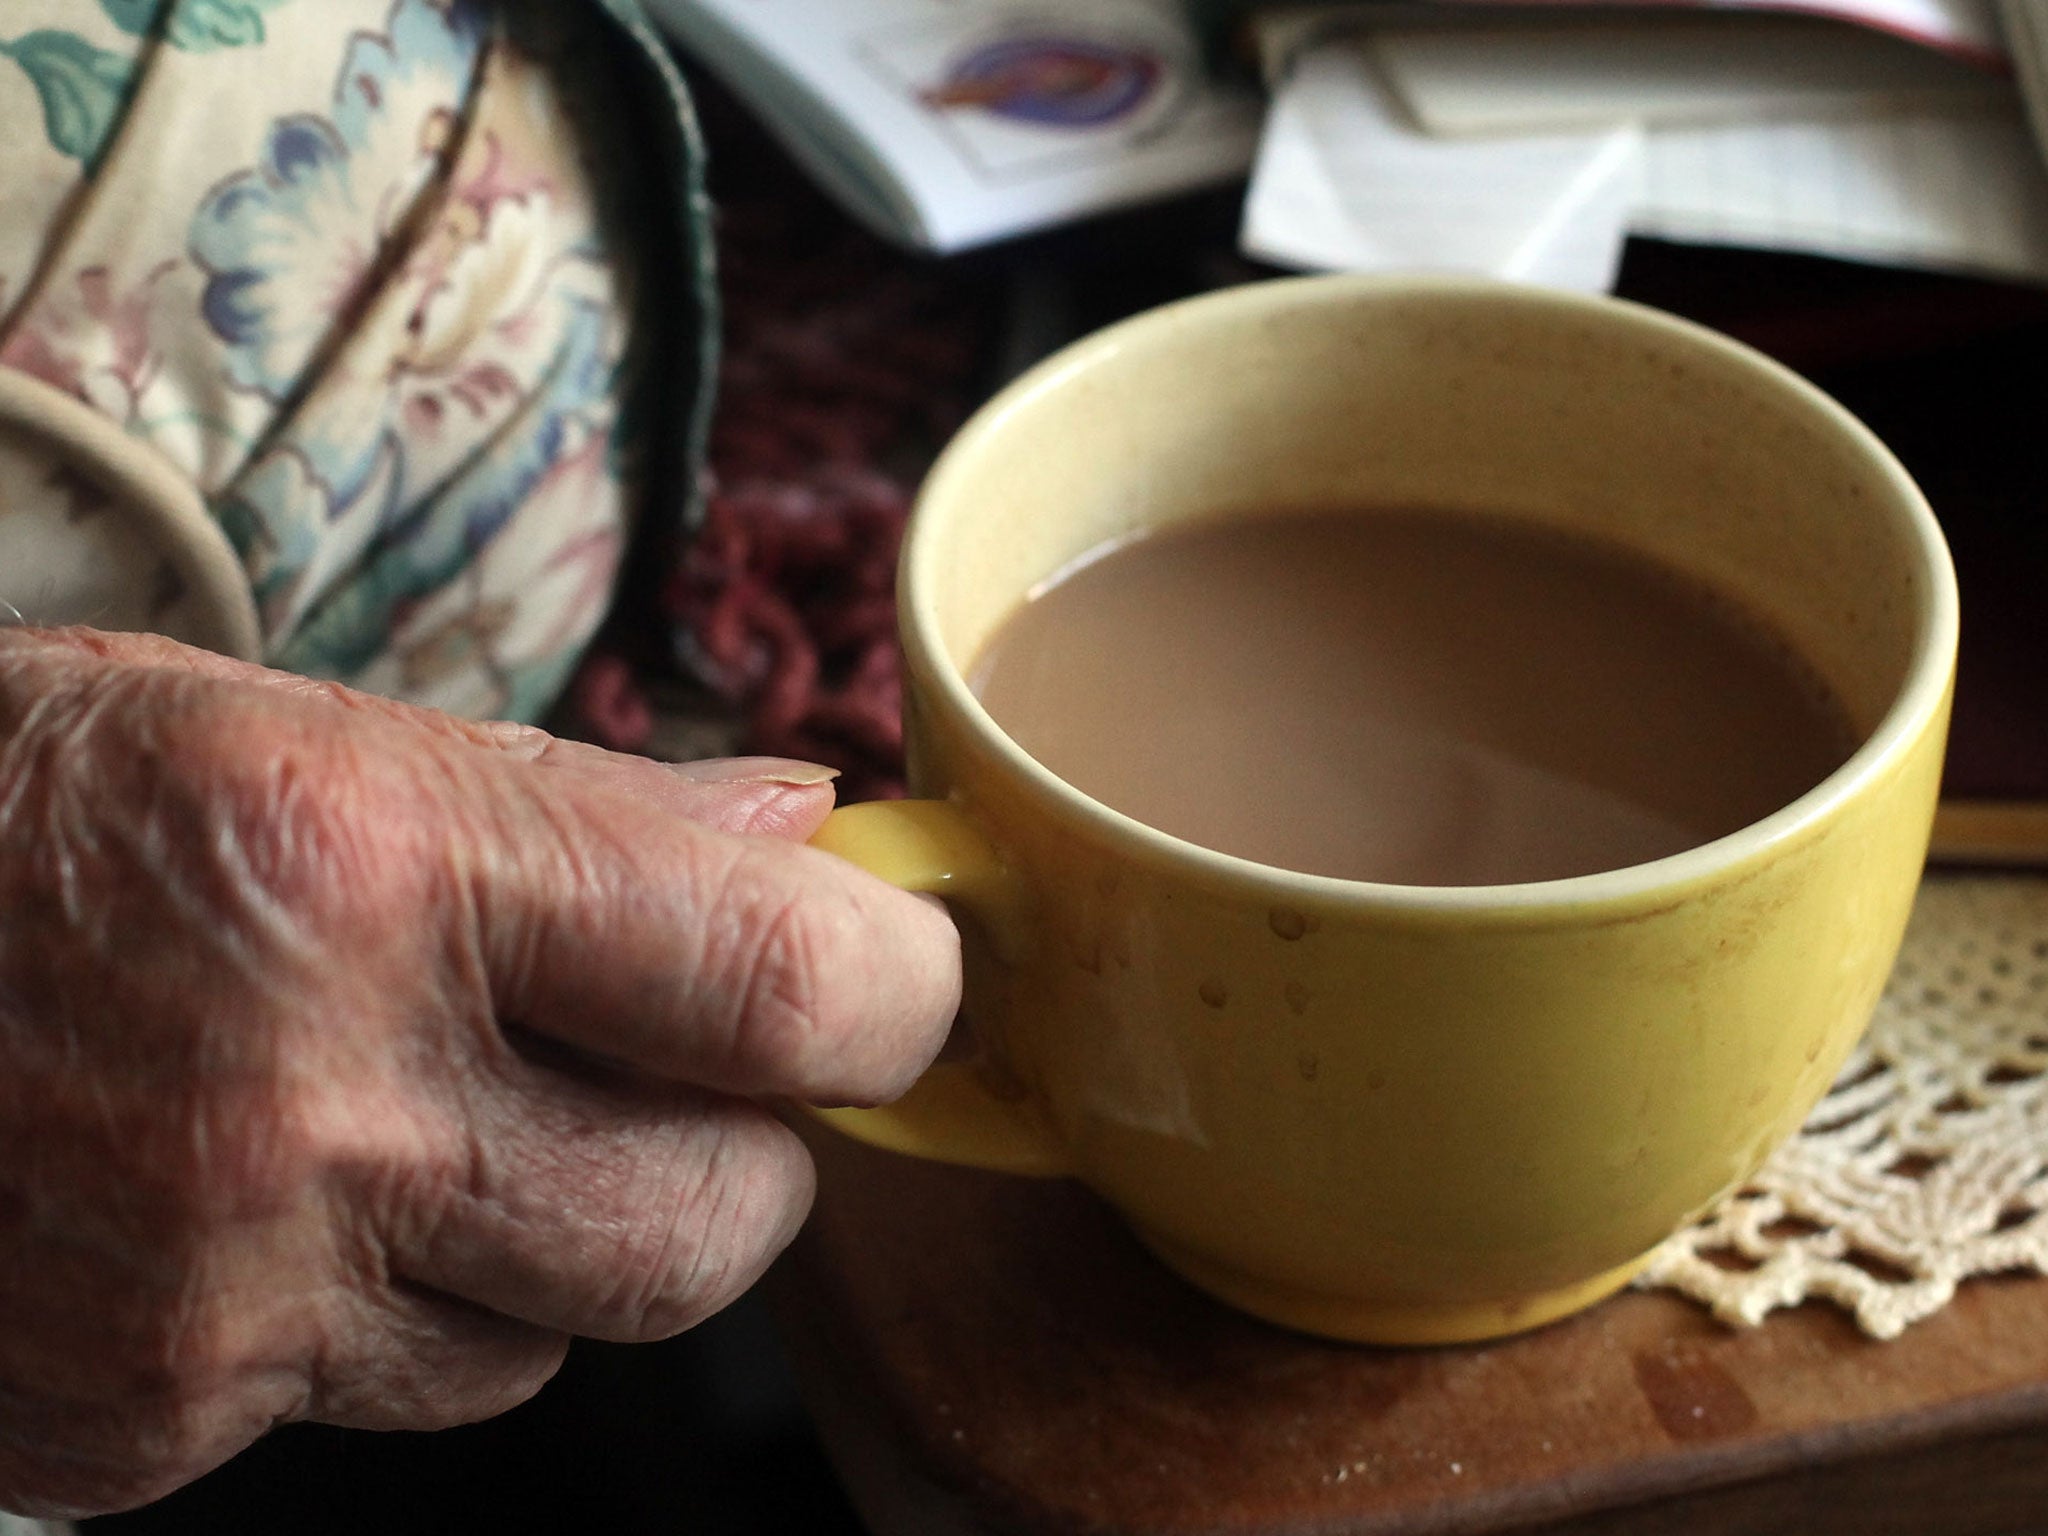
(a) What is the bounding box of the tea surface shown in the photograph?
[968,507,1858,885]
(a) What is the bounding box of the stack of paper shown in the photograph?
[1241,0,2048,290]
[2004,0,2048,166]
[647,0,1261,252]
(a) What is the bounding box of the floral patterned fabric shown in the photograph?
[0,0,715,721]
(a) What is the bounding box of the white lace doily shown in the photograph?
[1641,872,2048,1339]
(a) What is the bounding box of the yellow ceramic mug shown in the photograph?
[808,274,1957,1345]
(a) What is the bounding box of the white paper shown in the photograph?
[1243,29,2048,291]
[1241,42,1640,291]
[647,0,1261,252]
[1636,101,2048,276]
[1371,14,2004,137]
[1432,0,2006,60]
[2002,0,2048,170]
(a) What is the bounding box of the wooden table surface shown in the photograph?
[766,1124,2048,1536]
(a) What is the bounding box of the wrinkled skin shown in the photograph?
[0,628,960,1519]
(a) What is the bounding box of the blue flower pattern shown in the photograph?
[0,0,699,722]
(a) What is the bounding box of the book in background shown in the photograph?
[646,0,1261,252]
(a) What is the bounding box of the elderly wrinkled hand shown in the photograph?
[0,628,960,1519]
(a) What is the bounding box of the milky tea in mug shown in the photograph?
[969,505,1861,888]
[808,276,1956,1345]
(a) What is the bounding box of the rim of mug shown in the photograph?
[902,272,1960,914]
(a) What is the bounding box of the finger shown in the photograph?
[0,626,283,694]
[382,1067,815,1344]
[248,673,840,841]
[0,624,263,671]
[472,762,961,1103]
[14,625,945,1104]
[493,735,843,841]
[651,755,842,841]
[306,1282,568,1432]
[4,625,844,839]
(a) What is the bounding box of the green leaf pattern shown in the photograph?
[96,0,284,50]
[93,0,163,38]
[0,29,137,166]
[0,0,711,723]
[166,0,286,52]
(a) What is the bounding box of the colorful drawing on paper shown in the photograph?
[920,35,1163,127]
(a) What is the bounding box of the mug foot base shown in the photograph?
[1134,1231,1653,1345]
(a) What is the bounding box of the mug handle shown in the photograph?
[806,800,1070,1177]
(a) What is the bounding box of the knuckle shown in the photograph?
[603,1126,805,1340]
[721,883,846,1088]
[354,1108,481,1272]
[585,1127,721,1340]
[138,1076,322,1228]
[605,1229,717,1342]
[407,1339,565,1430]
[133,679,275,813]
[701,852,953,1098]
[141,679,437,932]
[0,659,394,1005]
[124,693,315,906]
[336,1328,565,1433]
